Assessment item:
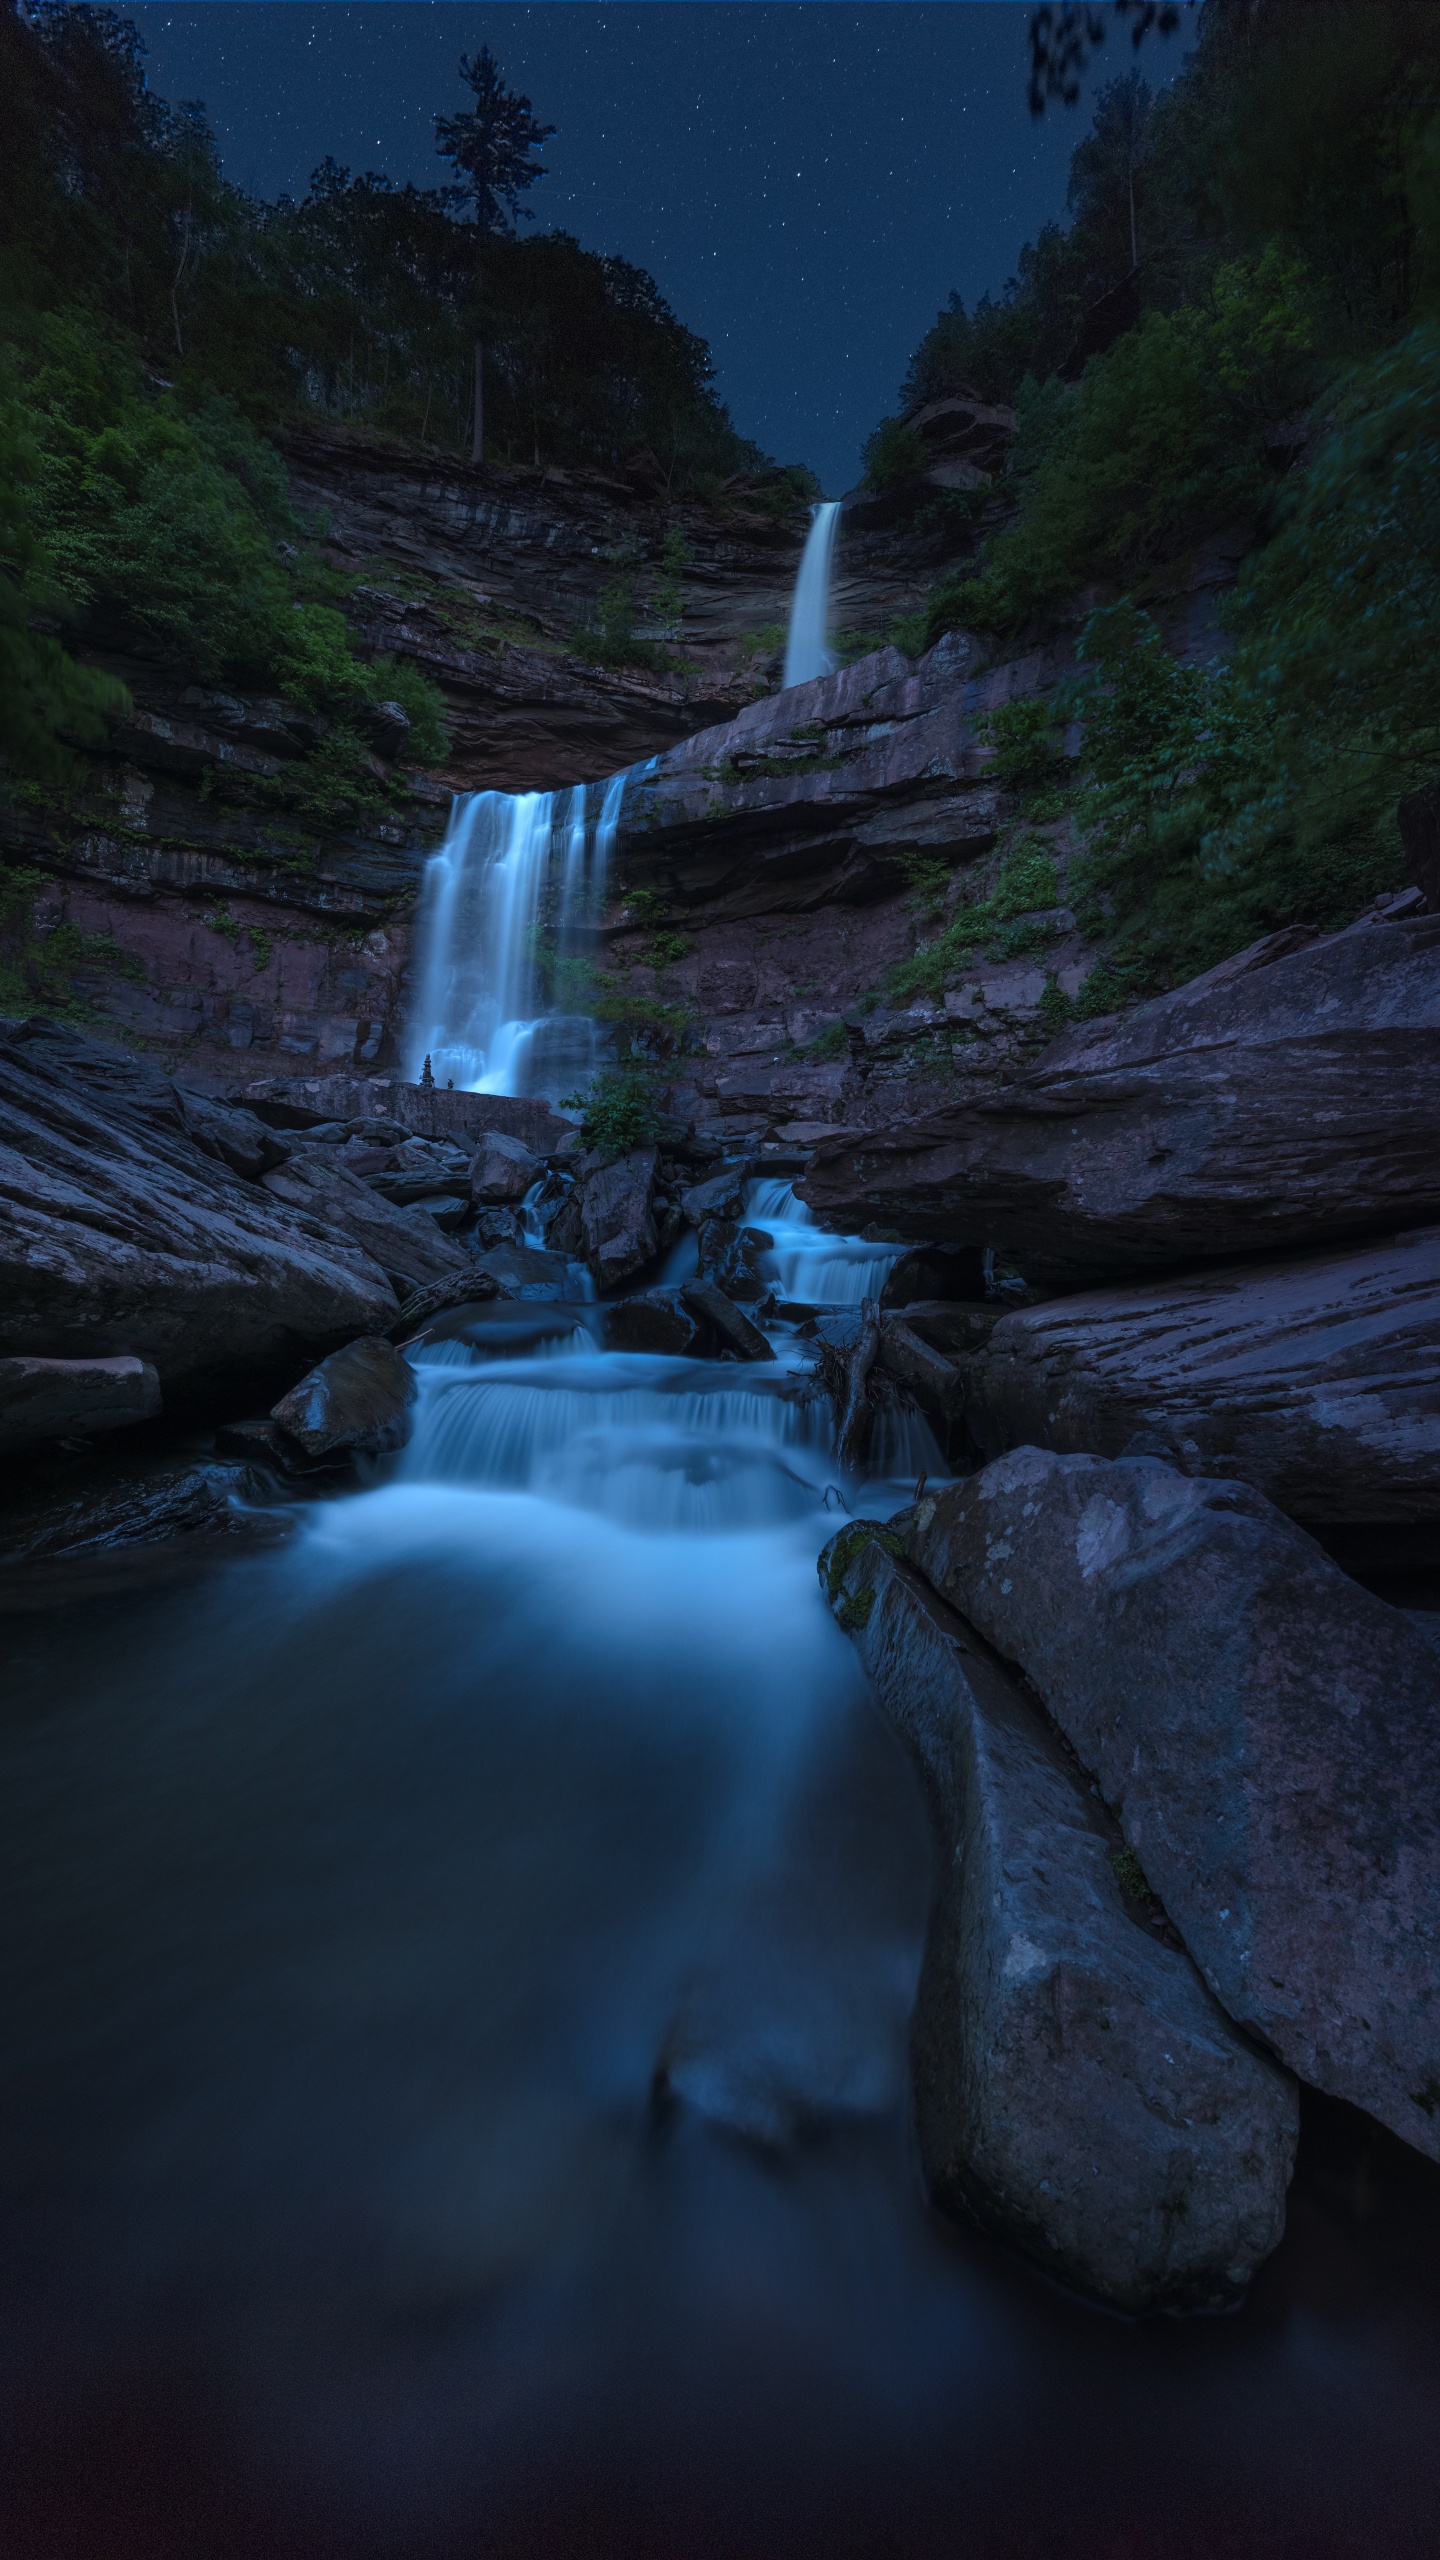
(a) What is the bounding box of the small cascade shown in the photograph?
[783,500,842,690]
[748,1177,902,1308]
[404,769,629,1098]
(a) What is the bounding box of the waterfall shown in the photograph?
[404,769,629,1098]
[782,500,841,690]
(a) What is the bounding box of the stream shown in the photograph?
[5,1189,1440,2557]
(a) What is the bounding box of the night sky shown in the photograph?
[125,2,1186,493]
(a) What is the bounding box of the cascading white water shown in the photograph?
[782,500,842,690]
[748,1177,902,1308]
[404,768,629,1097]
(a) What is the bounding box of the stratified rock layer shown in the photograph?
[800,916,1440,1273]
[906,1449,1440,2159]
[820,1526,1298,2313]
[0,1019,396,1402]
[954,1228,1440,1521]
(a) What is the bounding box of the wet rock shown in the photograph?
[469,1242,577,1301]
[580,1146,659,1290]
[470,1129,543,1203]
[0,1354,161,1457]
[954,1228,1440,1523]
[600,1288,712,1357]
[880,1244,988,1309]
[404,1301,591,1359]
[260,1148,471,1296]
[471,1206,522,1249]
[878,1302,1001,1424]
[681,1167,749,1226]
[820,1526,1298,2313]
[801,914,1440,1274]
[0,1454,278,1565]
[412,1196,470,1233]
[213,1417,294,1468]
[269,1335,416,1464]
[906,1449,1440,2160]
[696,1218,773,1303]
[386,1271,500,1339]
[175,1088,289,1181]
[680,1282,773,1362]
[0,1018,397,1404]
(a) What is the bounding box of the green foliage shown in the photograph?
[803,1021,849,1062]
[1037,973,1072,1036]
[861,417,927,491]
[888,838,1064,1001]
[0,376,129,785]
[977,696,1067,792]
[560,1063,662,1154]
[959,249,1317,635]
[641,930,691,972]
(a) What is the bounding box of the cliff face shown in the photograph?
[1,421,969,1092]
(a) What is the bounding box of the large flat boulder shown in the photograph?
[0,1019,397,1404]
[820,1527,1297,2313]
[800,914,1440,1275]
[906,1449,1440,2158]
[260,1149,472,1295]
[954,1229,1440,1522]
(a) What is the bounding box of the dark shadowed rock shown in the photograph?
[880,1244,988,1309]
[906,1449,1440,2159]
[696,1217,773,1303]
[800,915,1440,1274]
[819,1525,1297,2313]
[955,1229,1440,1522]
[270,1336,417,1464]
[878,1302,1002,1424]
[580,1146,659,1290]
[470,1129,542,1204]
[680,1282,773,1361]
[600,1288,712,1357]
[0,1019,397,1403]
[260,1148,471,1295]
[0,1354,161,1456]
[386,1270,500,1339]
[340,1135,472,1205]
[176,1087,289,1181]
[0,1454,279,1566]
[681,1167,749,1226]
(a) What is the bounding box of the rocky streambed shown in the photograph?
[2,795,1440,2548]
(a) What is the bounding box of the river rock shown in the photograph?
[681,1167,749,1226]
[269,1336,417,1464]
[680,1282,773,1361]
[468,1242,576,1301]
[819,1526,1298,2313]
[260,1148,471,1295]
[906,1449,1440,2159]
[580,1146,659,1290]
[696,1217,773,1303]
[600,1288,711,1357]
[0,1454,277,1566]
[0,1018,398,1403]
[0,1354,162,1456]
[878,1302,1002,1425]
[386,1271,501,1339]
[800,913,1440,1275]
[955,1228,1440,1522]
[470,1129,542,1204]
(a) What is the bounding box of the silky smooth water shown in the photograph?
[783,499,842,690]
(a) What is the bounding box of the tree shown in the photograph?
[434,45,555,463]
[1028,1,1190,115]
[1067,71,1154,272]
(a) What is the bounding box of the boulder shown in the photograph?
[681,1167,749,1227]
[820,1526,1297,2313]
[0,1354,161,1457]
[680,1282,773,1362]
[0,1454,278,1567]
[695,1217,773,1304]
[880,1244,988,1309]
[580,1146,659,1290]
[600,1289,712,1357]
[386,1271,500,1340]
[468,1243,576,1302]
[800,914,1440,1275]
[175,1088,288,1182]
[260,1148,471,1296]
[0,1018,397,1405]
[469,1129,542,1204]
[878,1302,1002,1424]
[955,1228,1440,1522]
[906,1449,1440,2160]
[341,1136,472,1206]
[269,1336,416,1465]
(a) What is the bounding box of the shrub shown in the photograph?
[561,1063,662,1154]
[861,417,927,491]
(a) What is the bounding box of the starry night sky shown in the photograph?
[125,2,1185,493]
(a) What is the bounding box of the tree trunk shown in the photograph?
[471,339,484,465]
[836,1296,881,1472]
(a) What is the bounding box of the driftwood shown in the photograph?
[835,1296,882,1472]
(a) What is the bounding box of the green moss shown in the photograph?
[1108,1843,1159,1908]
[837,1585,876,1633]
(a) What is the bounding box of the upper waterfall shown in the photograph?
[782,500,841,690]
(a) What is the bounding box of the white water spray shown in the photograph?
[405,769,629,1097]
[783,501,842,690]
